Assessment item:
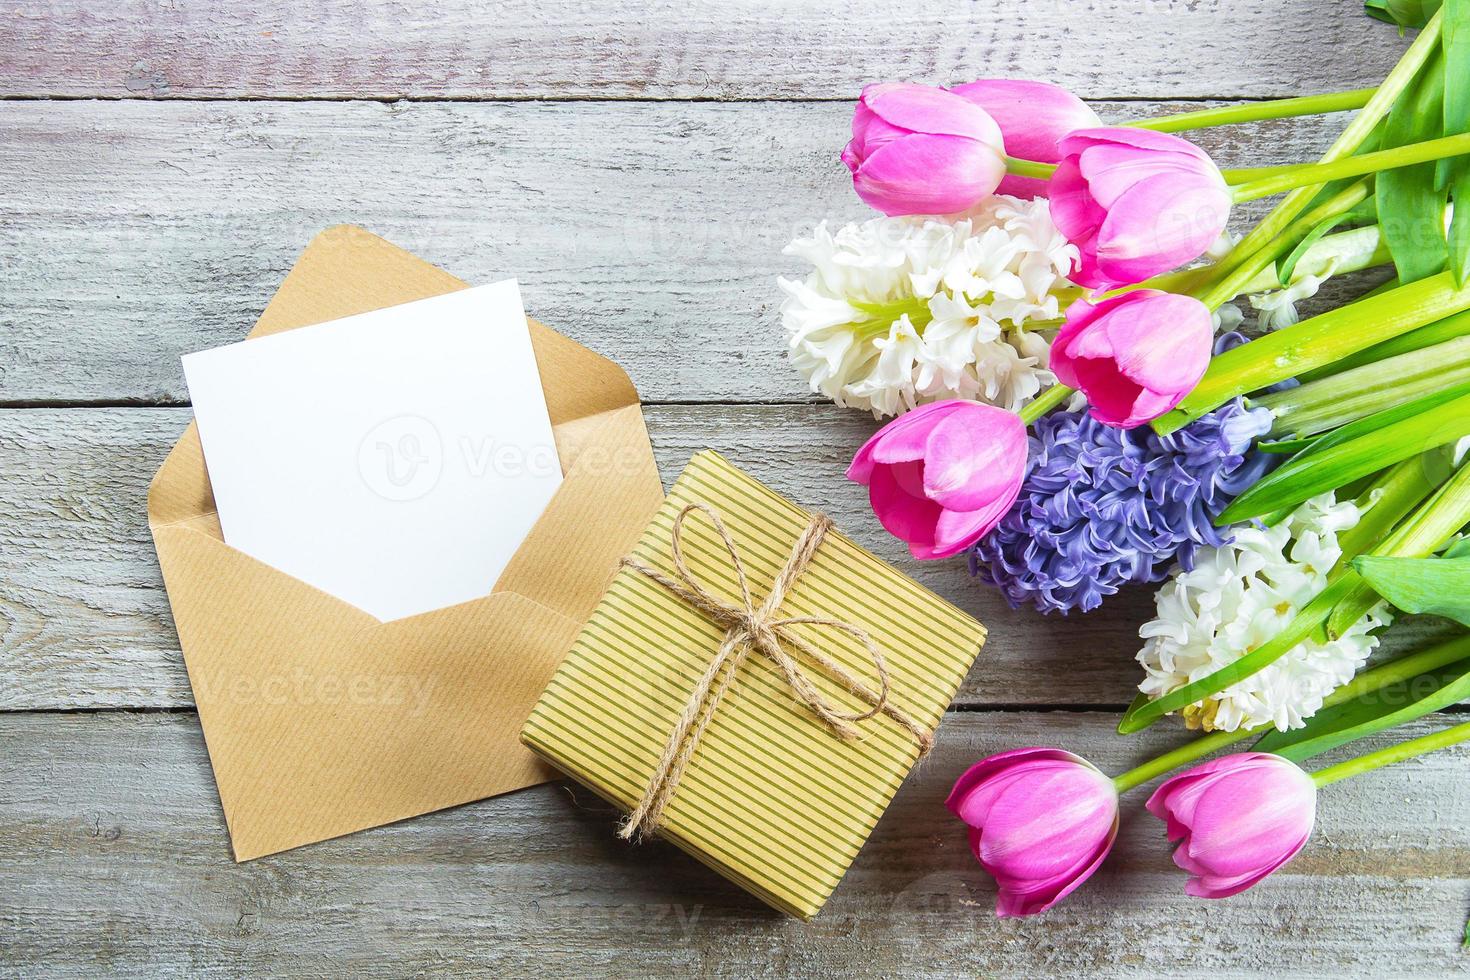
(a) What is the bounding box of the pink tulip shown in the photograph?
[1050,127,1232,289]
[847,400,1026,559]
[1147,753,1317,899]
[842,82,1007,216]
[946,748,1119,917]
[1049,290,1213,428]
[949,79,1100,199]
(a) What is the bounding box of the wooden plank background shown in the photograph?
[1,2,1466,976]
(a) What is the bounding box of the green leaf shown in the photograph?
[1258,436,1315,454]
[1278,212,1352,286]
[1377,51,1450,284]
[1452,169,1470,283]
[1254,656,1470,762]
[1218,390,1470,525]
[1290,379,1470,463]
[1352,551,1470,624]
[1365,0,1443,30]
[1297,305,1470,382]
[1445,0,1470,280]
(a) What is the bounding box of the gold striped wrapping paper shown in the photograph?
[520,451,987,919]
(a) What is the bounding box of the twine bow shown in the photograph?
[617,502,934,840]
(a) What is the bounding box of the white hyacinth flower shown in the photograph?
[778,196,1079,417]
[1136,493,1392,733]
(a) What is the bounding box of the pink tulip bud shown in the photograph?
[1049,127,1232,289]
[1049,290,1213,428]
[948,79,1100,199]
[946,748,1119,918]
[1146,753,1317,899]
[847,400,1027,559]
[842,83,1008,217]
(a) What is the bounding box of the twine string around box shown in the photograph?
[616,502,934,840]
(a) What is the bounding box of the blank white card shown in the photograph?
[183,281,562,622]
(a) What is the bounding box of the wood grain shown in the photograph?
[1,710,1465,978]
[4,4,1463,970]
[0,405,1458,712]
[0,0,1409,101]
[0,98,1353,405]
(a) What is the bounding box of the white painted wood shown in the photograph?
[1,710,1465,978]
[0,0,1409,101]
[0,99,1353,404]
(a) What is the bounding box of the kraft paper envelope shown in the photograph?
[148,225,665,860]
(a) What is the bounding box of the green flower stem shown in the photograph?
[1254,335,1470,438]
[1312,719,1470,788]
[1234,223,1393,296]
[1018,383,1074,424]
[1326,458,1470,639]
[1335,449,1458,563]
[1112,729,1249,793]
[1154,271,1470,436]
[1003,155,1343,188]
[1230,131,1470,203]
[1298,307,1470,382]
[1205,12,1442,285]
[1004,156,1056,179]
[849,295,933,335]
[1121,88,1377,133]
[1196,180,1372,311]
[1110,633,1470,793]
[1220,164,1335,185]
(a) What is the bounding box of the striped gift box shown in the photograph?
[521,450,986,918]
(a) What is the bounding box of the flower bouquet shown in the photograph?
[779,3,1470,916]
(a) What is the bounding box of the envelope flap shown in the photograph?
[148,225,640,527]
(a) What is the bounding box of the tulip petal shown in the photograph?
[1146,754,1316,901]
[921,407,1027,511]
[846,111,913,164]
[1077,143,1214,209]
[978,770,1117,881]
[1047,157,1105,242]
[946,748,1089,823]
[1183,769,1316,877]
[1071,354,1145,426]
[868,460,940,549]
[864,82,1004,146]
[993,820,1117,917]
[950,758,1075,827]
[1101,292,1213,395]
[855,134,1006,216]
[950,79,1098,173]
[924,485,1021,558]
[1094,172,1231,280]
[847,400,966,483]
[1060,126,1217,165]
[996,174,1052,200]
[1182,833,1310,899]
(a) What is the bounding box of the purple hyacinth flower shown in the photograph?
[968,388,1272,616]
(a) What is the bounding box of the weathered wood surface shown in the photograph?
[4,405,1458,713]
[0,0,1406,101]
[3,3,1467,975]
[2,711,1467,979]
[0,99,1348,406]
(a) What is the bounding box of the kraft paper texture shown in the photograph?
[148,225,665,860]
